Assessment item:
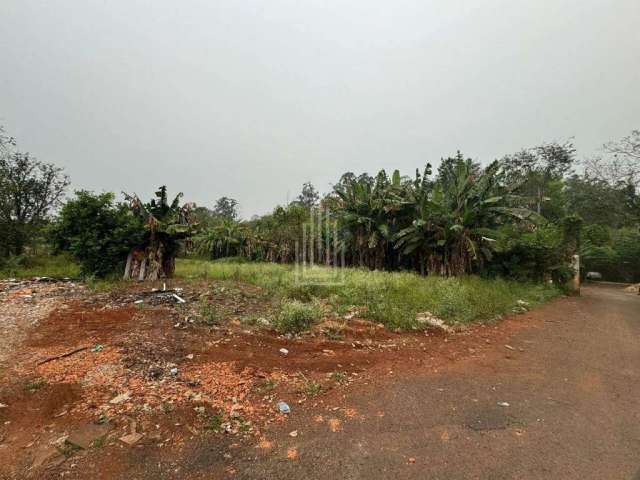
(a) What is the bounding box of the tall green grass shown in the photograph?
[176,258,559,328]
[0,255,559,329]
[0,254,81,279]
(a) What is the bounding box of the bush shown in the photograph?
[274,300,323,333]
[49,191,144,278]
[490,224,565,281]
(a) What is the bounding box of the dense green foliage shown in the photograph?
[49,191,144,277]
[2,123,638,284]
[189,135,639,283]
[581,226,640,282]
[194,151,576,281]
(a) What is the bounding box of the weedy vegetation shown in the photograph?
[274,299,323,333]
[24,378,47,392]
[176,259,558,329]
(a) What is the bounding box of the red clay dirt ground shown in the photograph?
[0,280,639,479]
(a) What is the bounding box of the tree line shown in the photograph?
[1,124,639,283]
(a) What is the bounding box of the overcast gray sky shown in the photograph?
[1,0,639,217]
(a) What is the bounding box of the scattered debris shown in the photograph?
[277,401,291,414]
[0,403,7,409]
[497,401,510,407]
[504,345,515,351]
[130,288,189,305]
[66,423,110,449]
[169,367,178,376]
[289,430,298,437]
[624,283,639,294]
[416,312,453,333]
[279,348,289,356]
[328,418,342,432]
[513,300,530,313]
[37,346,90,366]
[109,392,132,405]
[91,344,104,353]
[119,432,144,446]
[257,438,273,450]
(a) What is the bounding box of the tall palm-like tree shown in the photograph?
[395,160,539,276]
[333,169,407,269]
[195,219,248,258]
[123,186,197,280]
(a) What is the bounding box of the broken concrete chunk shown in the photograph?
[66,423,110,449]
[119,432,144,446]
[109,392,132,404]
[415,312,453,332]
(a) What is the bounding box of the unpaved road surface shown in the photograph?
[1,283,639,479]
[225,284,640,480]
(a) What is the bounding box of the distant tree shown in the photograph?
[583,129,640,188]
[0,129,69,256]
[436,151,480,191]
[501,141,575,215]
[565,175,638,228]
[192,205,217,228]
[213,196,239,220]
[296,182,320,208]
[0,126,14,153]
[195,218,248,258]
[49,191,144,277]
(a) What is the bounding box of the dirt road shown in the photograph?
[223,284,640,479]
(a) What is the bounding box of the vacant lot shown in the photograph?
[0,261,563,479]
[176,259,559,327]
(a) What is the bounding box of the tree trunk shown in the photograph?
[122,243,176,281]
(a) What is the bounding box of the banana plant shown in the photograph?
[333,169,408,269]
[395,160,540,275]
[123,186,198,280]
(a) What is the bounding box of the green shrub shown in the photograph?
[48,191,144,278]
[490,223,565,282]
[274,300,323,333]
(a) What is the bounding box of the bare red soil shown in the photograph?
[2,280,636,479]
